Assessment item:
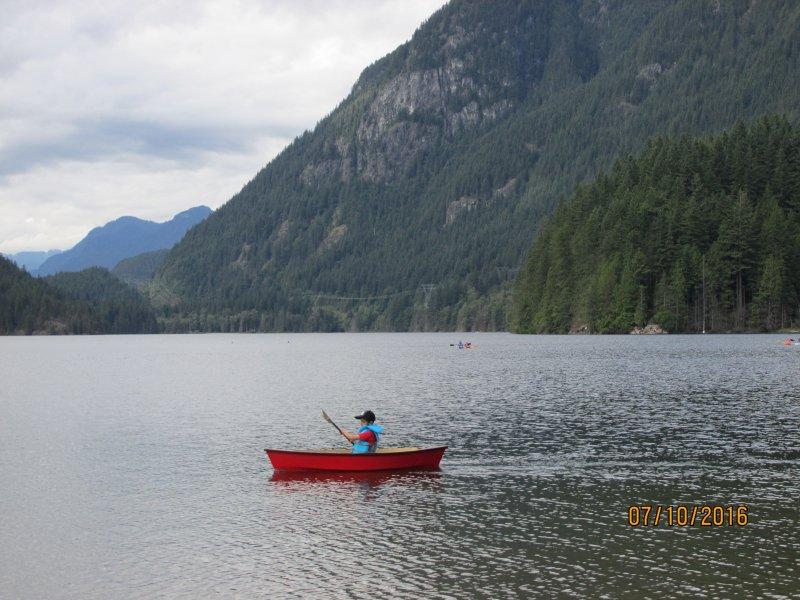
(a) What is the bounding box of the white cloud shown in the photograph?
[0,0,446,253]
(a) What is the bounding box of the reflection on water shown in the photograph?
[0,333,798,598]
[270,469,444,503]
[270,468,442,485]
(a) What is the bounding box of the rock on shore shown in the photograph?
[630,324,667,335]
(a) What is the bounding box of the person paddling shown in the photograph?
[340,410,383,454]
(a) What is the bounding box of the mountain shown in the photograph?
[513,117,800,333]
[36,206,212,276]
[153,0,800,333]
[4,250,61,272]
[45,268,158,334]
[0,255,94,334]
[0,256,155,334]
[112,249,169,288]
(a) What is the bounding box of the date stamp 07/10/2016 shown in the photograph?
[627,504,749,527]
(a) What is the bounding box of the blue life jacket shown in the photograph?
[352,424,383,454]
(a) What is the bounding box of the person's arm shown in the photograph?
[341,429,375,444]
[340,428,357,443]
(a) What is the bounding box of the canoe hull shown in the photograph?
[265,446,446,472]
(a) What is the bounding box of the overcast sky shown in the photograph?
[0,0,446,253]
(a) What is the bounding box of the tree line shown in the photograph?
[514,116,800,333]
[0,257,157,334]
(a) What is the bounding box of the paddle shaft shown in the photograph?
[322,410,353,445]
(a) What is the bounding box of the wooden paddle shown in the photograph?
[322,410,353,445]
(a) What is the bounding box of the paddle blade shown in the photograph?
[321,410,333,424]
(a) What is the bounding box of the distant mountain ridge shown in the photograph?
[37,206,212,276]
[4,250,61,272]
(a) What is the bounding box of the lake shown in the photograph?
[1,333,798,598]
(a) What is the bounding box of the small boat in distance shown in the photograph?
[265,446,447,472]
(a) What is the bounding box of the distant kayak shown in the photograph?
[265,446,446,472]
[450,342,476,348]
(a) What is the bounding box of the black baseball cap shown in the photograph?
[354,410,376,423]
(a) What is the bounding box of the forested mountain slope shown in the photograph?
[113,249,169,289]
[514,117,800,333]
[154,0,800,332]
[0,257,156,334]
[0,256,96,334]
[45,269,158,334]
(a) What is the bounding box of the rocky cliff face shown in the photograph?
[296,0,575,188]
[352,66,514,183]
[301,39,521,185]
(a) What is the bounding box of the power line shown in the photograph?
[305,290,414,301]
[300,283,438,304]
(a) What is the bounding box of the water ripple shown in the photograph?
[0,333,798,598]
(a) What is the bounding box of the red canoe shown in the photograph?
[265,446,446,472]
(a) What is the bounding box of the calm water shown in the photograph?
[0,333,798,598]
